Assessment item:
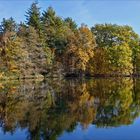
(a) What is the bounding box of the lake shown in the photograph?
[0,78,140,140]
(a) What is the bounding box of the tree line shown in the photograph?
[0,2,140,79]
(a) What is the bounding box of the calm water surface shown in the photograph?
[0,78,140,140]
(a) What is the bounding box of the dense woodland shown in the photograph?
[0,2,140,79]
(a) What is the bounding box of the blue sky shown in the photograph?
[0,0,140,34]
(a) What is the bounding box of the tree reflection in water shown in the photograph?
[0,78,140,140]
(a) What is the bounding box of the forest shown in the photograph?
[0,2,140,79]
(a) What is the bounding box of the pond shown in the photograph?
[0,78,140,140]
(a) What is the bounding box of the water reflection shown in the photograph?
[0,78,140,140]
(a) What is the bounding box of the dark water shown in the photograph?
[0,78,140,140]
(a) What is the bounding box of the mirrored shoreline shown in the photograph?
[0,78,140,140]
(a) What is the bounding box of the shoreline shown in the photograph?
[1,73,140,81]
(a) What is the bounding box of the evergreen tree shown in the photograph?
[0,17,17,33]
[25,2,41,33]
[64,17,77,31]
[42,7,70,54]
[42,6,56,26]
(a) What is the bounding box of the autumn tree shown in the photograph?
[93,47,109,75]
[107,43,133,75]
[64,25,96,76]
[91,24,139,48]
[0,18,26,78]
[132,45,140,74]
[91,24,139,75]
[20,26,53,77]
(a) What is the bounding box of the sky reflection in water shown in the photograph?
[0,78,140,140]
